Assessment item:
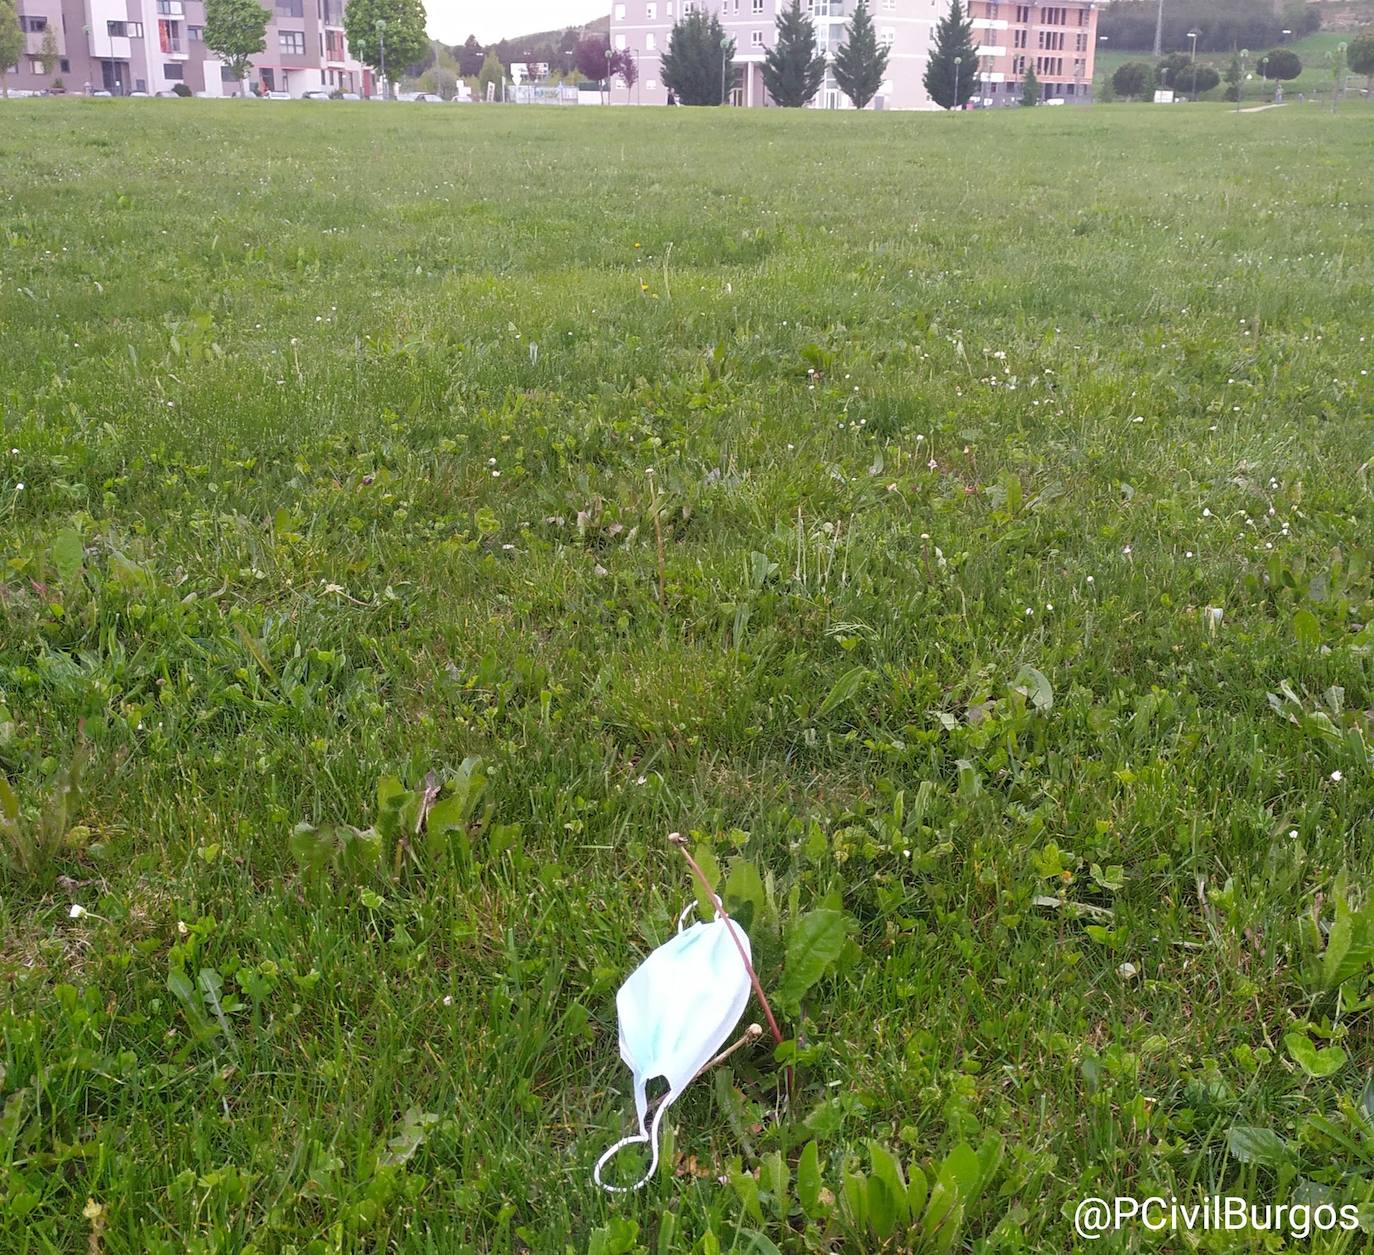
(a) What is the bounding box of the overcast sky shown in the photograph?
[428,0,608,45]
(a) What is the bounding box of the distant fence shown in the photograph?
[511,85,580,106]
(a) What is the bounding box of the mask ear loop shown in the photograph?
[676,893,725,934]
[593,1094,672,1193]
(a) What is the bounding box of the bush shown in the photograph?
[1112,61,1154,99]
[1258,48,1301,80]
[171,82,192,96]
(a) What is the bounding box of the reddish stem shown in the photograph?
[669,833,793,1099]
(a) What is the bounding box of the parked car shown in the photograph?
[340,92,361,100]
[302,90,332,100]
[266,91,291,100]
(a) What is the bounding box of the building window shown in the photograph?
[878,26,894,46]
[188,24,202,39]
[1079,5,1090,25]
[646,1,656,16]
[645,32,656,49]
[326,29,345,58]
[646,78,656,89]
[156,0,183,14]
[158,20,180,52]
[1011,54,1024,74]
[751,29,763,45]
[20,15,47,31]
[1064,81,1075,95]
[277,0,304,14]
[60,57,70,70]
[221,65,239,81]
[1014,4,1028,21]
[1075,32,1086,51]
[279,30,305,55]
[163,62,183,78]
[883,0,895,8]
[666,1,672,13]
[1013,28,1025,47]
[29,57,44,72]
[614,2,625,16]
[1073,56,1085,76]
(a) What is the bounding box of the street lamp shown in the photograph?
[1152,0,1164,58]
[375,19,386,99]
[720,34,730,105]
[605,44,612,103]
[1235,48,1247,113]
[1281,28,1291,42]
[953,54,961,111]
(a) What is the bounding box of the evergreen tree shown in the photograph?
[1223,54,1242,102]
[1021,64,1039,106]
[832,0,887,110]
[457,34,484,77]
[923,0,977,110]
[659,10,734,106]
[761,0,825,108]
[204,0,269,95]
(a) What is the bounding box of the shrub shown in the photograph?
[1112,60,1154,99]
[171,81,192,96]
[1258,48,1301,80]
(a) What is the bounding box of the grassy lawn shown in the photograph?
[2,99,1374,1252]
[1096,26,1374,100]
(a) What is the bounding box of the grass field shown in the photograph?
[1096,25,1374,99]
[2,99,1374,1252]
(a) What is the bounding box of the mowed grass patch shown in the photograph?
[1,99,1374,1251]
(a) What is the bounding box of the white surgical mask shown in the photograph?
[594,901,752,1192]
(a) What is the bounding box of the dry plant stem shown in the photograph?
[668,832,794,1098]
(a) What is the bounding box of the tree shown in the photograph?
[1223,54,1242,102]
[37,26,59,77]
[343,0,429,96]
[1258,48,1300,80]
[574,35,610,82]
[1111,60,1154,99]
[832,0,887,109]
[1097,0,1317,56]
[659,10,734,106]
[612,48,638,90]
[457,34,483,77]
[1330,41,1347,103]
[1021,64,1039,106]
[1349,31,1374,96]
[923,0,977,110]
[203,0,268,95]
[477,48,503,99]
[0,0,21,98]
[761,0,826,107]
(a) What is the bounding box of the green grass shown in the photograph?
[2,99,1374,1252]
[1097,25,1374,100]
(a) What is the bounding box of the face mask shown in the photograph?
[594,902,752,1192]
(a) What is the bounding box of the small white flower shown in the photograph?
[14,483,22,491]
[1045,603,1053,611]
[1122,545,1131,555]
[177,920,190,936]
[1331,770,1343,783]
[636,775,647,785]
[1086,575,1095,584]
[68,903,86,919]
[1025,607,1033,616]
[1202,508,1212,518]
[1288,829,1299,839]
[442,994,453,1006]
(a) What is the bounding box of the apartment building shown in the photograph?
[6,0,368,96]
[608,0,1096,108]
[967,1,1097,105]
[609,0,944,110]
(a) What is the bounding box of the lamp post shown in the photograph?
[375,19,386,99]
[720,34,729,105]
[1152,0,1164,59]
[1281,28,1291,42]
[1188,28,1198,98]
[953,54,961,111]
[1234,48,1247,113]
[605,45,612,104]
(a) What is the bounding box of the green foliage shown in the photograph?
[0,0,27,93]
[343,0,429,82]
[832,0,887,110]
[923,0,977,109]
[1098,0,1317,55]
[203,0,268,85]
[1224,53,1243,101]
[1112,59,1155,99]
[1259,47,1302,80]
[476,48,503,99]
[659,9,733,105]
[0,745,87,886]
[1021,64,1040,107]
[761,0,826,108]
[37,26,59,77]
[1349,31,1374,82]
